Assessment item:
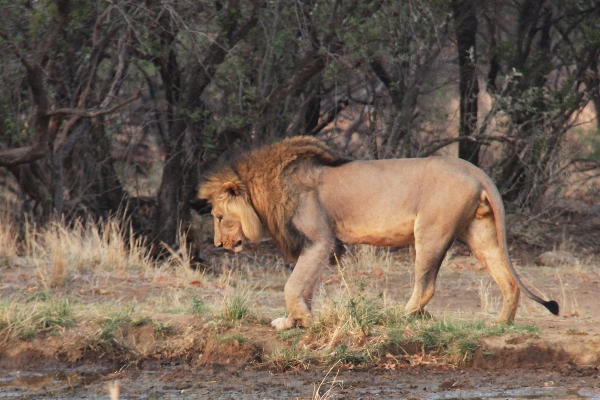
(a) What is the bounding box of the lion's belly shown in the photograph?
[319,160,421,247]
[332,218,416,247]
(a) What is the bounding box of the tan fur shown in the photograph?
[199,137,558,330]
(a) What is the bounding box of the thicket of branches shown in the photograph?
[1,0,599,255]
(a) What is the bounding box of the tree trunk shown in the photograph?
[452,0,480,165]
[151,1,259,253]
[89,120,127,217]
[304,83,321,135]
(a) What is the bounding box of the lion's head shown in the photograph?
[198,136,349,260]
[198,168,265,252]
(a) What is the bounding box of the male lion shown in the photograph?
[199,136,559,330]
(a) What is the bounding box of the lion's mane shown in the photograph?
[199,136,350,261]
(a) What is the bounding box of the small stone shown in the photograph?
[12,257,29,268]
[438,379,454,390]
[453,378,476,389]
[535,251,577,267]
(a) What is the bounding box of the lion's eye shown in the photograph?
[216,215,223,222]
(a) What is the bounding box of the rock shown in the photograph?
[438,379,455,390]
[438,378,476,391]
[453,378,476,389]
[12,257,29,268]
[535,251,577,267]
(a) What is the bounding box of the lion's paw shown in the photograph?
[271,316,294,330]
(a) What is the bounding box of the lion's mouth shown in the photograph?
[233,244,243,253]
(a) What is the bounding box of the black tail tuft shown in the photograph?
[544,300,559,316]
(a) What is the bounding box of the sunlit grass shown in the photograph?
[0,216,551,368]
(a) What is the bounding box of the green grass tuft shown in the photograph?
[221,289,252,321]
[329,343,368,365]
[189,295,209,315]
[37,298,76,329]
[409,319,540,362]
[153,321,171,338]
[218,334,248,343]
[98,307,132,343]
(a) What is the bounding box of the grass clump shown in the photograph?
[37,298,76,329]
[131,315,152,327]
[188,295,209,315]
[97,306,133,344]
[406,319,540,363]
[218,333,248,343]
[269,329,311,371]
[220,288,253,321]
[0,301,38,341]
[329,343,367,365]
[345,291,386,336]
[153,321,172,338]
[29,219,154,283]
[0,297,77,341]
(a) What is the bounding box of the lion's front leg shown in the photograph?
[271,315,296,330]
[271,241,331,330]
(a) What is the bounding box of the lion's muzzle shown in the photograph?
[219,239,244,252]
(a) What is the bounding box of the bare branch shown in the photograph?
[46,93,141,118]
[306,98,349,136]
[0,28,36,72]
[0,30,52,167]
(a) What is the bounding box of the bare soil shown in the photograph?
[1,213,600,398]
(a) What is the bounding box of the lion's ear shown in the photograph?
[222,181,240,196]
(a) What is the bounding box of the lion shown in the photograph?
[198,136,559,330]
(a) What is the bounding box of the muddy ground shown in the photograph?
[1,213,600,399]
[1,362,599,399]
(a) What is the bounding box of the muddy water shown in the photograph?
[1,366,599,399]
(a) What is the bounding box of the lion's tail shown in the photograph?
[482,180,559,316]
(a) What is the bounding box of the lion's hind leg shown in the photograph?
[460,216,520,324]
[404,232,455,318]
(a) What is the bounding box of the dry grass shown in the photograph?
[312,366,342,399]
[50,244,67,288]
[0,209,18,268]
[30,220,155,290]
[477,279,500,316]
[108,380,120,400]
[0,217,570,368]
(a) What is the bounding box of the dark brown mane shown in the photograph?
[200,136,350,261]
